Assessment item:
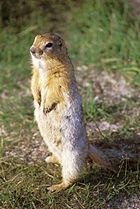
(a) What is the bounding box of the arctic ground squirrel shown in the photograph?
[30,33,113,192]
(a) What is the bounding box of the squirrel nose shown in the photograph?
[30,47,43,56]
[30,46,36,54]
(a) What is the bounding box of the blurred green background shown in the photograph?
[0,0,140,87]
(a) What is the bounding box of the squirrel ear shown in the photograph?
[58,42,62,47]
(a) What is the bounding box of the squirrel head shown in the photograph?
[30,33,69,69]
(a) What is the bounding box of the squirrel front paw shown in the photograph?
[37,97,41,105]
[34,97,41,107]
[43,102,57,114]
[34,93,41,105]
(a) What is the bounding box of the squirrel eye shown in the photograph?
[45,42,53,48]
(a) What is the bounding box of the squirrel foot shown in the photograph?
[47,182,71,192]
[45,155,60,165]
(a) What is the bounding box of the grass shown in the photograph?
[66,0,140,85]
[0,0,140,208]
[0,159,139,209]
[83,86,110,120]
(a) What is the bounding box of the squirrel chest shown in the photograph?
[34,84,88,160]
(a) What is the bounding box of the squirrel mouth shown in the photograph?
[31,53,42,59]
[31,54,45,70]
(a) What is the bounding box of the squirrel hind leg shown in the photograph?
[47,151,84,192]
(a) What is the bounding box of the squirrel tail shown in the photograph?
[88,144,116,172]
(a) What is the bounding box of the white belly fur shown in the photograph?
[34,91,89,165]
